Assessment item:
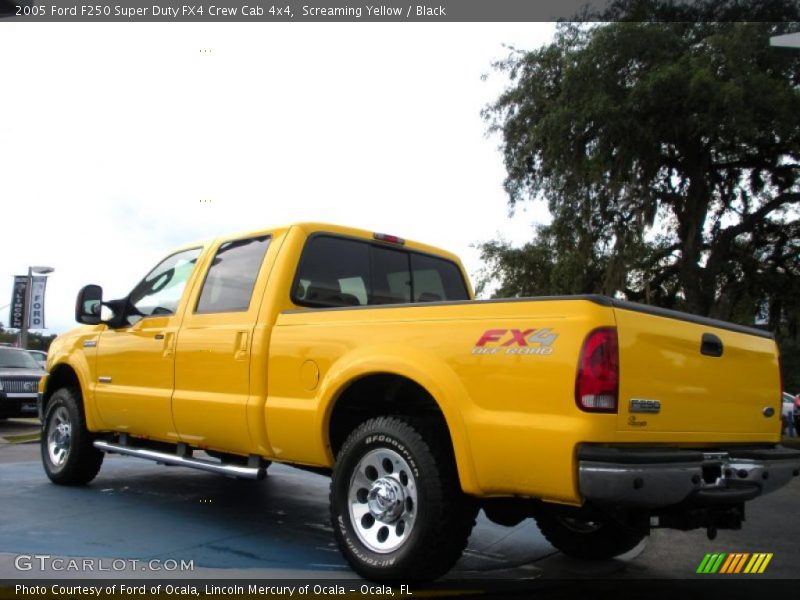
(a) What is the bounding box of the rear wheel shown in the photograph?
[535,509,646,559]
[41,387,103,485]
[330,416,477,581]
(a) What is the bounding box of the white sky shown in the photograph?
[0,22,555,335]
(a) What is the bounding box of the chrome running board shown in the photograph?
[93,440,266,479]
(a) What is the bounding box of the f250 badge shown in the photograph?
[472,328,558,356]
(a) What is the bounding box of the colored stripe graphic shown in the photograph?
[710,553,726,573]
[703,553,726,573]
[720,553,736,573]
[699,553,773,574]
[696,554,713,574]
[758,554,773,573]
[744,554,759,574]
[734,553,749,573]
[719,554,735,573]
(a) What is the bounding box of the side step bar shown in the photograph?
[93,440,266,480]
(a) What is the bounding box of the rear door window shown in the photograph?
[292,236,370,307]
[196,235,271,313]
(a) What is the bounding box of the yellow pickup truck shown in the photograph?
[39,222,800,581]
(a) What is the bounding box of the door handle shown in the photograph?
[234,331,249,360]
[701,333,723,357]
[158,332,175,357]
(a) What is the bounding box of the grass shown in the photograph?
[2,432,40,444]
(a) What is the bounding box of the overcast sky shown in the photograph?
[0,22,555,335]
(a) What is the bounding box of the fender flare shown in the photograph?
[44,356,103,431]
[314,344,481,495]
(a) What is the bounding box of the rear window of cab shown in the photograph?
[292,235,469,308]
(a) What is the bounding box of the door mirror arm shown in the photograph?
[102,297,133,329]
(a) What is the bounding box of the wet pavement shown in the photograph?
[0,423,558,580]
[1,418,798,581]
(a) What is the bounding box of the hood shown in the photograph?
[0,367,46,379]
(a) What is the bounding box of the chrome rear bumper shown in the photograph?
[578,445,800,508]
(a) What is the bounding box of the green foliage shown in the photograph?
[480,1,800,355]
[0,326,57,351]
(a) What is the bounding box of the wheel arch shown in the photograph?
[42,361,101,430]
[319,350,480,495]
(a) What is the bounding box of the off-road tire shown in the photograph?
[41,387,103,485]
[330,416,477,581]
[534,508,646,560]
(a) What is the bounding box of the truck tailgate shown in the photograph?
[612,302,781,437]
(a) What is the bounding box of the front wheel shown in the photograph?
[41,387,103,485]
[330,416,477,581]
[534,508,646,559]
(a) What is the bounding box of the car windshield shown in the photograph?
[0,348,41,369]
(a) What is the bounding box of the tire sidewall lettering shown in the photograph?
[363,433,420,478]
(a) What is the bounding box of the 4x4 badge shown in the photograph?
[630,399,661,414]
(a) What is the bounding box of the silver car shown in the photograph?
[26,349,48,369]
[0,347,46,419]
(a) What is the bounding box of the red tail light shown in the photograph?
[575,327,619,413]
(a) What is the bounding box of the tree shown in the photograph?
[480,2,800,384]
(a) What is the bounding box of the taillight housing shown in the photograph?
[575,327,619,413]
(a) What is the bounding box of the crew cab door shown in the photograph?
[94,247,203,439]
[172,234,271,454]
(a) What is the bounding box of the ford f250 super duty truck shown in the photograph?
[39,222,800,581]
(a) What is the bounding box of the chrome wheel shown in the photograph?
[47,406,72,467]
[348,447,418,553]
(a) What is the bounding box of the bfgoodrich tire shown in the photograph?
[534,508,646,559]
[330,416,477,581]
[41,387,103,485]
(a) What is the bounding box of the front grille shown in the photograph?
[1,378,40,393]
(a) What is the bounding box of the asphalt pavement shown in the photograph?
[1,418,798,582]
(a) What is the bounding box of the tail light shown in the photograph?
[575,327,619,413]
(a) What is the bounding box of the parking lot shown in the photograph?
[1,418,799,583]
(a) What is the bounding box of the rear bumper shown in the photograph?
[578,445,800,509]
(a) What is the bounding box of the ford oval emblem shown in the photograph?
[763,407,775,417]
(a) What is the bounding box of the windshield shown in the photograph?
[0,348,41,369]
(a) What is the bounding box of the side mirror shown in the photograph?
[75,284,103,325]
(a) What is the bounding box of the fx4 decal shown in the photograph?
[472,328,559,356]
